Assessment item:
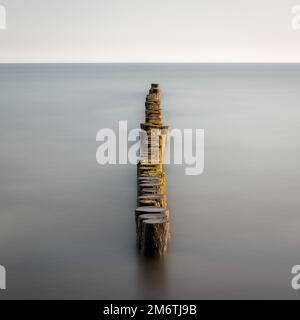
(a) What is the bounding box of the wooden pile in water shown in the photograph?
[135,84,170,256]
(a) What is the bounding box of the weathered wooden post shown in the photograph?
[135,84,170,256]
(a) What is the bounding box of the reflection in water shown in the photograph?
[136,253,168,299]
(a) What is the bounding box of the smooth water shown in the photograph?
[0,64,300,299]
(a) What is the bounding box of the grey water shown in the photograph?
[0,64,300,299]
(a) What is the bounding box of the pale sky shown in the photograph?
[0,0,300,62]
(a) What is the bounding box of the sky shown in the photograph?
[0,0,300,62]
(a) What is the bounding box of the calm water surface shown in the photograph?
[0,64,300,299]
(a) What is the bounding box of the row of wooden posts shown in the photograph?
[135,84,170,256]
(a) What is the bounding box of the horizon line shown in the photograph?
[0,62,300,64]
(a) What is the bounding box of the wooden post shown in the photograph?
[140,219,170,256]
[135,206,169,223]
[135,84,170,256]
[136,211,169,250]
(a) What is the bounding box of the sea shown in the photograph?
[0,63,299,299]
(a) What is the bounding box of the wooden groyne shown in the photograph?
[135,84,170,256]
